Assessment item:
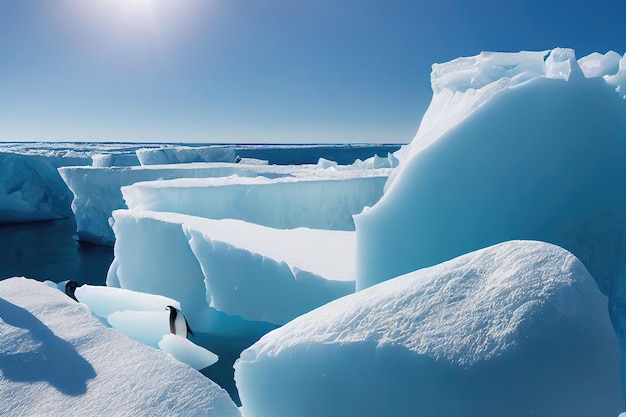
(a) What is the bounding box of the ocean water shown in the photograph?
[0,217,114,285]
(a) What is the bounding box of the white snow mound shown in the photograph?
[235,241,623,417]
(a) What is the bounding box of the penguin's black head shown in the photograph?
[64,280,80,301]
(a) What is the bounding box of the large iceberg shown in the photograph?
[235,241,623,417]
[356,48,626,304]
[122,173,388,231]
[108,209,355,326]
[0,277,240,416]
[0,152,74,223]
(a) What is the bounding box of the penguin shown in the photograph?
[166,305,194,338]
[58,280,80,301]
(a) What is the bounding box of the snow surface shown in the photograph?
[357,48,626,299]
[0,277,240,416]
[108,209,355,325]
[235,240,623,417]
[0,152,74,223]
[122,173,388,231]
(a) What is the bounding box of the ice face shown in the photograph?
[122,173,389,231]
[58,163,290,246]
[136,145,238,165]
[158,334,219,370]
[235,241,623,417]
[185,220,355,325]
[108,209,355,326]
[356,48,626,299]
[0,277,240,416]
[0,152,74,223]
[74,284,181,319]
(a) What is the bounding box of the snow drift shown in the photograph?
[235,241,623,417]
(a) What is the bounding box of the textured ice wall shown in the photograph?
[122,173,389,231]
[58,163,288,245]
[136,145,238,165]
[357,49,626,298]
[0,152,74,223]
[107,210,355,326]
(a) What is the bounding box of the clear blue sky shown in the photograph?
[0,0,623,144]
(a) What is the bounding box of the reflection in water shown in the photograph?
[0,217,113,285]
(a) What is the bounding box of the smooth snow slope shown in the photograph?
[0,277,240,417]
[235,241,623,417]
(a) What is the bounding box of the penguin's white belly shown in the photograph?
[173,313,188,337]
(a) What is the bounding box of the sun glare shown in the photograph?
[61,0,207,53]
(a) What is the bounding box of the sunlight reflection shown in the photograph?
[57,0,212,52]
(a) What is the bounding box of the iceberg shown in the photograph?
[356,48,626,303]
[0,277,240,416]
[235,241,623,417]
[91,152,140,167]
[158,334,219,371]
[136,145,238,165]
[122,173,388,231]
[108,209,355,326]
[58,163,288,246]
[74,284,181,319]
[0,152,74,223]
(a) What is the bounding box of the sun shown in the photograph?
[61,0,200,49]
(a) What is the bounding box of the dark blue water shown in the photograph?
[0,217,113,285]
[233,144,401,165]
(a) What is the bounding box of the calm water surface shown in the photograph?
[0,216,113,285]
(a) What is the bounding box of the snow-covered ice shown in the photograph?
[159,334,219,371]
[356,48,626,299]
[107,209,355,326]
[235,241,623,417]
[0,277,240,416]
[0,152,74,223]
[58,163,288,245]
[74,284,181,319]
[91,152,139,167]
[136,145,238,165]
[185,216,356,324]
[122,173,388,231]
